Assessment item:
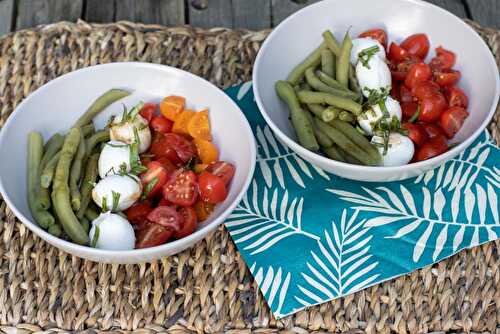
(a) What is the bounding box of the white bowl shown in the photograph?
[0,62,256,263]
[253,0,499,182]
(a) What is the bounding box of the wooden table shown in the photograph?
[0,0,498,37]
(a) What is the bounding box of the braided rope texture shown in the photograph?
[0,20,498,334]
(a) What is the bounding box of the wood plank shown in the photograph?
[0,0,14,34]
[232,0,271,30]
[115,0,185,26]
[85,0,115,23]
[16,0,83,30]
[424,0,467,18]
[465,0,500,28]
[271,0,321,26]
[188,0,233,28]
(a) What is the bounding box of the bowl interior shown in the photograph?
[0,62,255,261]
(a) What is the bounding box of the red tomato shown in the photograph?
[125,201,153,224]
[139,103,157,122]
[429,46,456,71]
[163,170,198,206]
[163,133,196,163]
[439,106,469,138]
[400,33,430,59]
[391,83,401,100]
[155,156,176,173]
[150,132,182,165]
[136,223,173,249]
[198,171,228,204]
[444,86,468,108]
[399,85,414,103]
[419,93,447,122]
[140,161,169,198]
[434,70,461,86]
[420,122,446,139]
[205,161,236,185]
[412,81,441,100]
[359,28,388,48]
[147,206,182,231]
[389,42,410,62]
[390,56,419,81]
[401,102,419,119]
[416,135,448,161]
[404,63,432,89]
[150,116,173,134]
[175,207,198,239]
[402,122,428,146]
[158,198,172,206]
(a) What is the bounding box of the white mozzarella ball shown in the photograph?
[92,174,142,211]
[89,212,135,250]
[350,38,386,65]
[98,141,131,178]
[371,133,415,167]
[356,56,392,98]
[110,114,151,153]
[358,96,402,135]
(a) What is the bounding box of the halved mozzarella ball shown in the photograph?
[98,141,131,178]
[350,38,386,65]
[92,174,142,211]
[358,96,402,135]
[89,212,135,250]
[371,133,415,166]
[356,56,392,98]
[110,114,151,153]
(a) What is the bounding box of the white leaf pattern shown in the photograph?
[250,264,291,318]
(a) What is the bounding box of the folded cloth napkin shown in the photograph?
[223,83,499,319]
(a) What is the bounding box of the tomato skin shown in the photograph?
[400,85,414,103]
[444,86,468,108]
[402,122,428,146]
[412,81,441,101]
[390,56,419,81]
[175,207,198,239]
[125,201,153,224]
[419,92,447,122]
[430,46,456,71]
[150,132,182,165]
[416,135,448,161]
[194,200,215,222]
[401,102,419,119]
[439,106,469,138]
[205,161,236,185]
[389,42,410,62]
[434,70,461,87]
[404,63,432,89]
[140,103,157,122]
[391,83,401,100]
[359,29,388,48]
[155,156,176,173]
[150,116,173,134]
[163,170,198,207]
[140,161,169,198]
[198,171,228,204]
[163,133,197,163]
[401,33,430,59]
[147,206,182,231]
[419,122,446,139]
[136,223,173,249]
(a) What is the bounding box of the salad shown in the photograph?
[27,90,235,250]
[276,28,468,166]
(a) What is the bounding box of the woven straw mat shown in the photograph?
[0,20,498,334]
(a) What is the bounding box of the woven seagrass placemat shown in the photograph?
[0,20,498,334]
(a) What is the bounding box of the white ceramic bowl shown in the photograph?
[253,0,499,182]
[0,62,256,263]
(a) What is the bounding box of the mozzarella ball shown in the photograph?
[110,114,151,153]
[89,212,135,250]
[358,96,402,135]
[92,174,142,211]
[98,141,131,178]
[356,56,392,98]
[371,133,415,166]
[350,38,386,65]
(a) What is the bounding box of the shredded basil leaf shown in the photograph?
[408,106,421,123]
[101,196,108,212]
[358,45,380,69]
[141,177,158,200]
[111,191,121,211]
[91,225,100,248]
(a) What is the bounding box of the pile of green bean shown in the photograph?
[27,89,130,245]
[276,30,381,166]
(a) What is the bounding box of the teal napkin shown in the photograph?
[223,83,500,319]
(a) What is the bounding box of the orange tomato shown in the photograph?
[193,163,208,174]
[160,96,185,121]
[188,109,211,140]
[172,110,195,135]
[194,139,218,164]
[194,200,215,222]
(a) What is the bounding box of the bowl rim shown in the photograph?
[0,61,257,258]
[253,0,500,174]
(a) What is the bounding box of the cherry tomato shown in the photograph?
[150,132,182,165]
[412,81,441,100]
[439,106,469,138]
[400,33,430,59]
[150,116,173,134]
[205,161,236,185]
[155,156,176,173]
[198,171,228,204]
[419,92,447,122]
[125,201,153,224]
[390,56,419,81]
[147,206,182,231]
[404,63,432,89]
[163,133,196,163]
[158,197,172,206]
[444,86,468,108]
[140,161,169,198]
[402,122,428,146]
[139,103,156,122]
[419,122,446,139]
[416,135,448,161]
[401,102,419,119]
[175,207,198,239]
[391,83,401,100]
[399,85,414,103]
[163,170,198,206]
[434,70,461,87]
[136,223,173,249]
[429,46,456,71]
[389,42,410,62]
[359,28,388,48]
[194,200,215,222]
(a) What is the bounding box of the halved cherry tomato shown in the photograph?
[416,134,448,161]
[444,86,468,108]
[434,70,461,87]
[399,85,414,103]
[429,46,456,71]
[198,171,228,204]
[439,106,469,138]
[163,170,198,206]
[206,161,236,185]
[188,109,211,141]
[150,132,182,165]
[150,115,173,134]
[194,139,219,164]
[139,103,157,122]
[140,161,169,198]
[172,110,195,136]
[125,201,153,224]
[136,223,173,248]
[194,200,215,222]
[400,33,430,59]
[401,102,419,119]
[147,206,182,231]
[419,122,446,139]
[163,133,196,163]
[404,63,432,89]
[158,198,172,206]
[390,56,419,81]
[402,122,428,146]
[175,207,198,239]
[155,156,176,173]
[359,28,388,48]
[389,42,410,62]
[419,92,447,122]
[160,95,185,121]
[412,81,441,101]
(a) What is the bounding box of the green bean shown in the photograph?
[317,70,350,92]
[27,132,55,229]
[86,130,110,154]
[41,133,64,170]
[80,217,90,234]
[336,32,352,89]
[337,146,362,165]
[70,131,87,211]
[314,127,334,148]
[77,153,99,219]
[82,123,95,137]
[348,65,363,102]
[339,111,355,123]
[84,206,99,221]
[314,119,379,166]
[322,30,341,56]
[305,68,359,100]
[328,119,381,162]
[286,42,326,85]
[276,81,319,151]
[296,91,362,115]
[321,49,335,77]
[73,89,130,128]
[323,145,345,162]
[307,104,337,122]
[39,187,51,210]
[48,223,62,237]
[40,152,60,188]
[52,128,90,245]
